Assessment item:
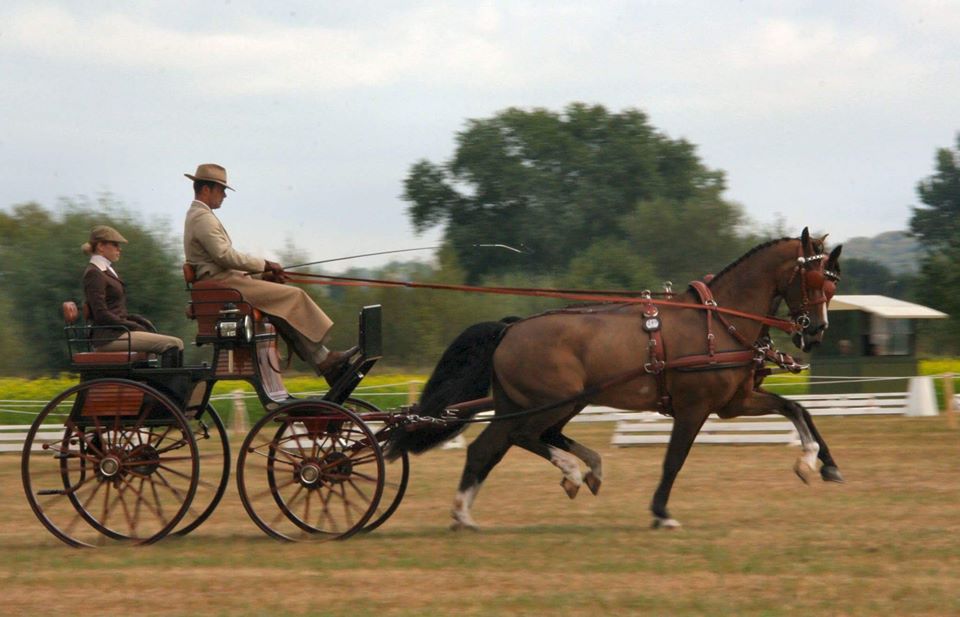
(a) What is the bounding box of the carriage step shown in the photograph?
[37,489,68,496]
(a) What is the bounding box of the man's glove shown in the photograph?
[263,260,289,284]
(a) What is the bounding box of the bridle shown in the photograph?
[782,244,840,333]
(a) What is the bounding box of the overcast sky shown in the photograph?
[2,1,957,271]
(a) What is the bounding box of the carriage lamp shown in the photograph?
[216,303,254,343]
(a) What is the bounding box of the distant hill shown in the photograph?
[839,231,922,274]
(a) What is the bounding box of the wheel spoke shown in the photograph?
[247,476,299,503]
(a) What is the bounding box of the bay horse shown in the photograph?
[390,228,843,530]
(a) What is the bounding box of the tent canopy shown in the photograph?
[828,295,947,319]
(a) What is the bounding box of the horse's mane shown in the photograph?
[707,236,795,286]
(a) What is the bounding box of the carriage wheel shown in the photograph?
[236,400,384,541]
[170,404,230,537]
[342,398,410,533]
[21,378,199,547]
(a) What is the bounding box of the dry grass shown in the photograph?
[1,415,959,617]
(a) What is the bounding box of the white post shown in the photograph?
[944,373,956,429]
[231,389,249,434]
[905,376,938,417]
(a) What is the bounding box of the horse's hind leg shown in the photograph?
[541,427,603,495]
[511,430,585,499]
[451,421,513,531]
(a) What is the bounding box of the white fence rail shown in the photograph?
[610,376,939,447]
[0,376,956,453]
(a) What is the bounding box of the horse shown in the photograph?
[389,228,843,530]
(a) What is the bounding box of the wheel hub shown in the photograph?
[320,451,353,484]
[298,462,321,486]
[128,444,160,476]
[98,455,121,478]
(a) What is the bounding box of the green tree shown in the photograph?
[403,103,740,284]
[839,258,914,297]
[909,134,960,347]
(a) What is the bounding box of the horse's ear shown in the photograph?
[827,245,843,275]
[801,227,810,247]
[828,244,842,264]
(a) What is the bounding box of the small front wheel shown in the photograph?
[342,398,409,533]
[236,401,384,541]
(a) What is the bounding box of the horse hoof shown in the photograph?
[793,459,816,485]
[651,517,681,530]
[449,519,480,532]
[561,477,580,499]
[821,465,845,483]
[584,471,602,496]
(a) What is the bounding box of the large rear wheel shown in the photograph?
[170,404,230,537]
[21,378,199,547]
[236,400,384,541]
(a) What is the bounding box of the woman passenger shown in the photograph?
[81,225,184,367]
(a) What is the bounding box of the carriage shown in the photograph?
[20,266,410,547]
[22,229,846,544]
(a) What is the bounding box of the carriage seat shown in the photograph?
[182,263,271,340]
[62,301,151,365]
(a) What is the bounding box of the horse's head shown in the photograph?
[780,228,842,352]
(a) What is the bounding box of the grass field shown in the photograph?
[1,414,958,616]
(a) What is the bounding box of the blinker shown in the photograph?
[804,269,825,289]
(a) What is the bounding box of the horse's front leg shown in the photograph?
[799,404,843,482]
[718,390,842,484]
[650,407,711,529]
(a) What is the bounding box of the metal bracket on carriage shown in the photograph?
[399,414,449,430]
[440,396,496,421]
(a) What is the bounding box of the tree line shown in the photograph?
[1,105,957,375]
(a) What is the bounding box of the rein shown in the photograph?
[283,272,801,335]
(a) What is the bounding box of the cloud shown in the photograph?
[0,4,514,95]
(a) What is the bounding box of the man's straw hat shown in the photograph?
[184,163,235,191]
[81,225,128,255]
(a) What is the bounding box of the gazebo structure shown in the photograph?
[808,295,948,393]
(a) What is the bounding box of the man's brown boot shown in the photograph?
[315,345,360,377]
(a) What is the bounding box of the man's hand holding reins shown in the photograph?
[263,260,289,284]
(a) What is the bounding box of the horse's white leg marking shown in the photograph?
[787,415,821,483]
[450,484,481,531]
[549,445,583,498]
[821,302,829,329]
[567,441,602,495]
[652,516,682,530]
[802,440,821,469]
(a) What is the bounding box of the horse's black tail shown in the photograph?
[385,318,517,459]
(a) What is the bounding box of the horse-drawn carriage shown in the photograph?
[20,266,409,546]
[22,228,846,545]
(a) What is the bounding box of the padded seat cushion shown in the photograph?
[72,351,151,365]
